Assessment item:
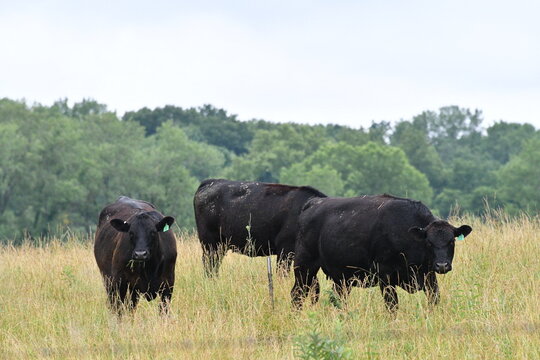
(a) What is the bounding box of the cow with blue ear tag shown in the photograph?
[291,193,473,313]
[408,221,472,274]
[94,196,177,315]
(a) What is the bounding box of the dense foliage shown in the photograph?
[1,98,538,239]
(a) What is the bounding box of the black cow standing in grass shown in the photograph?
[193,179,327,276]
[94,196,177,314]
[291,194,472,312]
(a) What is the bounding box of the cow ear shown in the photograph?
[110,219,130,232]
[408,226,426,240]
[454,225,472,238]
[156,216,175,232]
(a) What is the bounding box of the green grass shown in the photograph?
[1,216,539,359]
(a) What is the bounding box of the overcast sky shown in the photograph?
[1,0,539,129]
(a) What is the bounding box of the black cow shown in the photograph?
[291,194,472,312]
[94,196,177,314]
[193,179,327,276]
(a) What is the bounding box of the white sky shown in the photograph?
[1,0,539,129]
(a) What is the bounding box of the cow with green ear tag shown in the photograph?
[94,196,177,315]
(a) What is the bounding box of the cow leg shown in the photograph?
[107,288,122,314]
[202,243,225,277]
[109,282,140,315]
[274,231,295,276]
[159,294,171,315]
[159,267,176,315]
[159,284,173,315]
[291,264,320,309]
[276,250,294,276]
[105,277,123,315]
[107,280,129,316]
[311,276,320,304]
[128,289,140,312]
[380,283,399,313]
[331,279,351,308]
[425,271,440,306]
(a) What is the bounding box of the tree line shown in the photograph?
[1,98,538,240]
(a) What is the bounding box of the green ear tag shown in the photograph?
[457,234,465,241]
[163,224,170,232]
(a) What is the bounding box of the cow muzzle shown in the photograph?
[434,262,452,274]
[132,250,150,261]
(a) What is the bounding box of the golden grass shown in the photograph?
[1,216,539,359]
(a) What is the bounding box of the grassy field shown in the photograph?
[1,215,539,359]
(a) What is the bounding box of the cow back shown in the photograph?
[194,179,326,254]
[298,194,436,282]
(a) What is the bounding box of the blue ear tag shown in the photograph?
[456,234,465,241]
[163,224,170,232]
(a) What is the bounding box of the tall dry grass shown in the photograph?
[0,215,539,359]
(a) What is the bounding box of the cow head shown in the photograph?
[110,212,175,262]
[409,220,472,274]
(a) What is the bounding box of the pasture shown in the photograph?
[1,215,539,359]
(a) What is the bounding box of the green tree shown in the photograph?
[344,142,433,201]
[0,122,32,237]
[0,103,91,236]
[225,125,325,182]
[282,142,433,202]
[432,189,467,217]
[323,124,370,147]
[391,120,447,191]
[413,106,483,162]
[280,164,345,196]
[150,121,226,180]
[368,121,391,144]
[137,122,226,228]
[76,109,150,227]
[483,121,537,164]
[2,97,540,240]
[445,149,499,194]
[124,104,254,155]
[497,136,540,214]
